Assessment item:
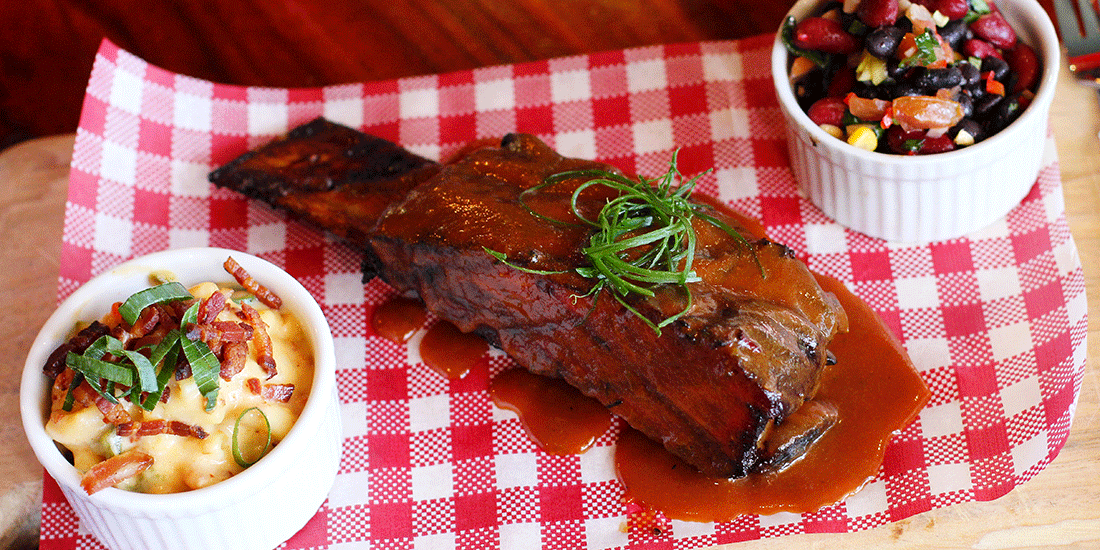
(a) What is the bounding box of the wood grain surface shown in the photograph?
[0,0,790,149]
[0,0,1095,548]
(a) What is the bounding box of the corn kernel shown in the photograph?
[819,124,844,139]
[954,129,975,147]
[847,125,879,151]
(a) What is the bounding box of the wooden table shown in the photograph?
[2,7,1098,550]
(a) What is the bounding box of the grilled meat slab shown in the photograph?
[210,118,847,478]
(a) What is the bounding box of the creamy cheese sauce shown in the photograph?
[45,281,314,493]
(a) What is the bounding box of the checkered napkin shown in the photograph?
[40,35,1086,550]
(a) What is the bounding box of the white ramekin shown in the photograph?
[21,247,341,550]
[771,0,1060,243]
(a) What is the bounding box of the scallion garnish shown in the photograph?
[66,349,135,388]
[59,283,225,411]
[118,282,192,326]
[104,336,158,393]
[61,372,83,412]
[139,330,182,411]
[180,332,221,412]
[232,407,271,467]
[488,152,762,334]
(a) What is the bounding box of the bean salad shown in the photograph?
[782,0,1041,155]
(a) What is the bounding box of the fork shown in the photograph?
[1054,0,1100,87]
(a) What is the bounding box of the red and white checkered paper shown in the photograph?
[41,36,1086,550]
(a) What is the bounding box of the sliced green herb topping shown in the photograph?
[900,29,940,69]
[487,152,762,335]
[119,282,192,325]
[59,283,224,412]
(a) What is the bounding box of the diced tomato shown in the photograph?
[892,96,965,130]
[845,94,891,121]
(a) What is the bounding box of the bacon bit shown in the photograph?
[80,450,154,494]
[188,321,254,351]
[240,303,278,379]
[50,369,75,406]
[117,419,208,439]
[246,377,263,395]
[44,321,111,378]
[128,306,161,338]
[175,357,192,381]
[261,383,295,403]
[221,341,248,381]
[224,256,283,309]
[73,382,131,424]
[103,302,124,329]
[218,321,254,342]
[197,291,227,325]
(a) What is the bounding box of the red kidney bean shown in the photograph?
[794,17,862,54]
[1005,43,1040,93]
[885,127,955,154]
[886,126,926,155]
[827,66,857,97]
[912,0,969,21]
[857,0,899,28]
[807,96,848,126]
[963,38,1004,60]
[916,134,956,154]
[970,13,1017,50]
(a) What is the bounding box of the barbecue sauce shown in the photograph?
[613,273,929,521]
[489,368,613,455]
[373,269,928,521]
[418,320,489,380]
[371,296,426,343]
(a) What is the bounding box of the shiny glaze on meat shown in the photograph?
[210,118,847,477]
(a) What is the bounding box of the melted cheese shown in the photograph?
[45,281,314,493]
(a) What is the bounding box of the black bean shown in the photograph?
[891,82,923,97]
[956,90,974,117]
[939,19,969,49]
[974,93,1003,117]
[865,26,905,58]
[793,68,827,110]
[895,17,913,34]
[886,58,909,79]
[965,80,986,101]
[993,94,1022,125]
[853,81,891,100]
[915,67,964,92]
[950,119,985,144]
[958,61,982,86]
[983,56,1010,81]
